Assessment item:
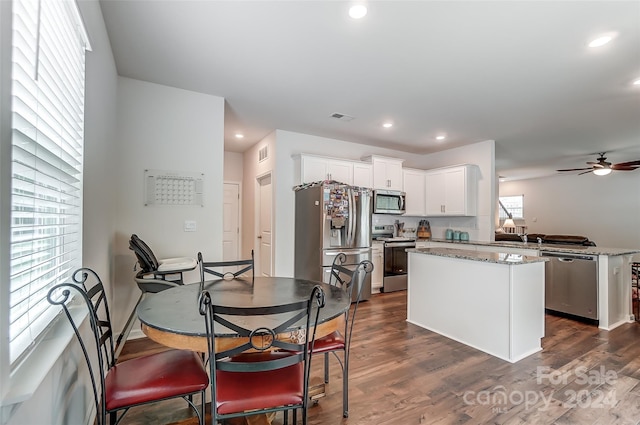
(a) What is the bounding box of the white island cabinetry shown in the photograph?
[407,248,546,363]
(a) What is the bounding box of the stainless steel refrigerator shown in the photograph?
[294,182,372,301]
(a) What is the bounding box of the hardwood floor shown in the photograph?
[119,291,640,425]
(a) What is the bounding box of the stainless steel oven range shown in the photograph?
[372,225,415,292]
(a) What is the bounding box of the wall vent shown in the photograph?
[330,112,355,122]
[258,145,268,162]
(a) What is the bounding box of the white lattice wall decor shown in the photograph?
[144,169,204,206]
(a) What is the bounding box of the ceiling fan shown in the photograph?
[557,152,640,176]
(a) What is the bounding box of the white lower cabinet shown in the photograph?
[371,242,384,293]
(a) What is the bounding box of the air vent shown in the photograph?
[258,145,268,162]
[330,112,355,122]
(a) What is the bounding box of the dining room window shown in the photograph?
[8,0,90,365]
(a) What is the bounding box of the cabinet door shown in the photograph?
[443,167,466,215]
[372,162,389,190]
[425,171,446,215]
[372,157,404,190]
[353,163,372,188]
[386,162,403,191]
[301,156,329,183]
[327,160,353,184]
[403,169,426,216]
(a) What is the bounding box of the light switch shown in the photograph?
[184,220,197,232]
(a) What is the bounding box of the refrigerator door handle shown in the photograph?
[347,188,355,246]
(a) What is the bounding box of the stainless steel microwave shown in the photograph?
[373,190,406,215]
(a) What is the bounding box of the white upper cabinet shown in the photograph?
[425,165,477,216]
[364,155,404,190]
[402,168,426,216]
[352,162,373,188]
[296,154,354,185]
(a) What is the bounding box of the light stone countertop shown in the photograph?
[407,247,549,265]
[416,238,640,257]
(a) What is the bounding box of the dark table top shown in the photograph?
[137,276,350,338]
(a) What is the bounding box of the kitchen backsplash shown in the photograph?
[372,214,480,240]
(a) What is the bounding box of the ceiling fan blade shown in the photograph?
[557,167,592,172]
[578,170,593,175]
[611,164,639,171]
[614,160,640,167]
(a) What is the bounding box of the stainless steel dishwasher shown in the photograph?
[541,251,598,320]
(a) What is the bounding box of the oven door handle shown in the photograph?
[385,242,416,248]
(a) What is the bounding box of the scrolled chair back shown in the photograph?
[46,268,115,421]
[197,284,326,424]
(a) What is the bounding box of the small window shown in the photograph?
[499,195,524,219]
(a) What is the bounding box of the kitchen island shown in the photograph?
[415,239,640,330]
[407,248,548,363]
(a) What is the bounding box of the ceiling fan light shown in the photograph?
[593,167,612,176]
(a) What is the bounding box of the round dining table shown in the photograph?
[137,276,350,353]
[136,276,350,425]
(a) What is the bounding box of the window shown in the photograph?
[9,0,89,364]
[498,195,524,220]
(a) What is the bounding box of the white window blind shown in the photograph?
[10,0,89,364]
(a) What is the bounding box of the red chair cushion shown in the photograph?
[215,352,304,415]
[105,349,208,411]
[311,330,345,354]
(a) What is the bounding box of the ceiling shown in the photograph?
[98,1,640,181]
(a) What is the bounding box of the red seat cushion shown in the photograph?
[311,330,345,354]
[105,349,208,411]
[215,352,304,415]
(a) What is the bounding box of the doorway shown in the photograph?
[257,174,272,276]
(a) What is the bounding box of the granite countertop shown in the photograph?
[407,247,548,265]
[415,238,640,257]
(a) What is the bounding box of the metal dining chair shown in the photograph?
[311,255,374,418]
[47,268,209,425]
[129,234,197,291]
[198,285,325,425]
[198,250,254,281]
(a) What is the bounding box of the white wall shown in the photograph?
[4,0,119,423]
[500,173,640,251]
[114,77,225,326]
[224,151,244,182]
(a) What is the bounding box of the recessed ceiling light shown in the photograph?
[235,133,244,139]
[633,78,640,86]
[588,33,616,48]
[436,135,446,140]
[382,122,393,128]
[349,4,367,19]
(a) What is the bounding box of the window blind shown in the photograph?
[10,0,89,364]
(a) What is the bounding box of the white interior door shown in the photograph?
[258,174,272,276]
[223,183,240,261]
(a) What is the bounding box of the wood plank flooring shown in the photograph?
[118,291,640,425]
